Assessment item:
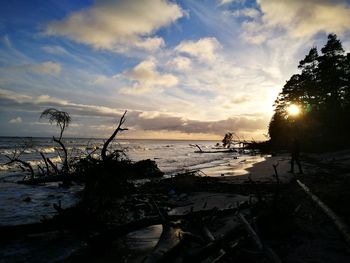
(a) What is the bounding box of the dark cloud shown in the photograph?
[0,88,268,136]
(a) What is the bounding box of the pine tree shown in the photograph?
[269,34,350,150]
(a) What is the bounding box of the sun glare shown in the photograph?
[287,104,300,116]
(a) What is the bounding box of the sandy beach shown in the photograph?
[200,154,295,184]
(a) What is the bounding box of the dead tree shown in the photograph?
[4,142,35,179]
[40,108,71,172]
[101,110,128,161]
[189,144,203,152]
[39,152,51,174]
[222,132,233,148]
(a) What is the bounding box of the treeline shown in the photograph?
[269,34,350,151]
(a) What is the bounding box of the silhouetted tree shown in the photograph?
[222,132,233,148]
[269,34,350,150]
[40,108,71,172]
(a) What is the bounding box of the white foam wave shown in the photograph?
[39,147,56,153]
[0,165,11,171]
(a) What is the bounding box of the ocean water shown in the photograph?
[0,137,259,226]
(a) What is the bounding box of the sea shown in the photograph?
[0,137,263,226]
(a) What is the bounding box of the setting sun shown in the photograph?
[287,104,300,116]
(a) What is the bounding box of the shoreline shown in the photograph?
[2,150,350,262]
[200,153,294,184]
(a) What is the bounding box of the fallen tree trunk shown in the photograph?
[89,206,245,247]
[5,158,34,179]
[238,213,281,263]
[194,149,237,153]
[185,221,244,261]
[297,179,350,247]
[238,213,263,251]
[143,224,184,263]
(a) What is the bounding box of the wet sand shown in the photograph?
[201,154,294,184]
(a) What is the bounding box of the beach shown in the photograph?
[1,140,350,262]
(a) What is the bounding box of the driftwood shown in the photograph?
[297,179,350,247]
[143,223,184,263]
[238,213,281,263]
[201,224,226,260]
[47,157,59,174]
[190,143,237,154]
[238,213,263,251]
[101,110,128,161]
[190,144,203,152]
[86,205,246,252]
[194,149,237,154]
[40,152,51,174]
[185,220,244,261]
[5,157,34,179]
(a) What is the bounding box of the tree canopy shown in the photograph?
[40,108,71,141]
[269,34,350,151]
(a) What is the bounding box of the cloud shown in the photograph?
[227,8,260,18]
[0,89,32,103]
[32,62,61,75]
[242,0,350,43]
[45,0,184,52]
[9,117,22,124]
[0,88,268,138]
[175,37,221,62]
[128,112,268,137]
[120,59,178,94]
[1,35,12,49]
[3,61,61,76]
[0,88,122,117]
[168,56,192,70]
[217,0,243,6]
[42,45,69,55]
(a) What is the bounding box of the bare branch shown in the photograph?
[101,110,128,161]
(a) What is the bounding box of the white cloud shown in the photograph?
[0,88,125,117]
[175,37,221,62]
[240,21,269,44]
[9,117,22,124]
[120,59,178,94]
[35,95,68,105]
[45,0,184,52]
[241,0,350,44]
[0,88,32,103]
[168,56,192,70]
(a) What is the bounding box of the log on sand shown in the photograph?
[297,179,350,247]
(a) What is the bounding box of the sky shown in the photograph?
[1,0,350,140]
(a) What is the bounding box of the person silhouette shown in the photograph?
[289,137,303,174]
